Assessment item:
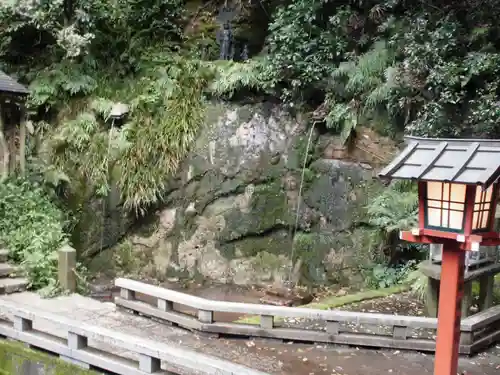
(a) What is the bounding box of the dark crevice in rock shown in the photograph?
[220,223,293,245]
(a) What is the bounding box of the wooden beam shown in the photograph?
[19,109,26,175]
[449,142,479,181]
[416,141,448,179]
[378,141,418,178]
[0,102,8,182]
[7,126,16,173]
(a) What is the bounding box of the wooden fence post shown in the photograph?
[58,245,76,292]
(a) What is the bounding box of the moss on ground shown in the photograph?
[235,284,411,325]
[0,340,99,374]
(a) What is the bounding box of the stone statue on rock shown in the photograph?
[216,5,237,61]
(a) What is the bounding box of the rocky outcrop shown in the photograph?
[127,102,397,287]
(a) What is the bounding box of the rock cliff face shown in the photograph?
[126,102,397,287]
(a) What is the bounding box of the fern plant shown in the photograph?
[366,180,418,261]
[325,40,399,144]
[27,63,97,110]
[367,182,418,234]
[207,58,267,98]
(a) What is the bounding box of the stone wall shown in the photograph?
[124,102,398,288]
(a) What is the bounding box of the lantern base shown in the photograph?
[400,229,500,251]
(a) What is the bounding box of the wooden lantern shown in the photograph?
[0,70,29,179]
[379,136,500,375]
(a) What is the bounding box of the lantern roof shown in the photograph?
[0,70,29,96]
[379,136,500,188]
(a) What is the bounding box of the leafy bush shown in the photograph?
[39,57,211,214]
[263,1,356,101]
[364,260,416,289]
[0,179,68,289]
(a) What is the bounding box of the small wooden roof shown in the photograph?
[379,136,500,188]
[0,70,29,96]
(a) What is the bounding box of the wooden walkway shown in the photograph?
[0,292,274,374]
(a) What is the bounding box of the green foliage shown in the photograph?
[364,260,416,289]
[261,0,500,139]
[263,1,356,101]
[116,59,210,212]
[366,180,420,263]
[0,179,68,289]
[406,268,428,302]
[208,58,268,98]
[0,0,185,72]
[27,62,97,109]
[325,41,397,143]
[367,180,418,235]
[48,111,119,198]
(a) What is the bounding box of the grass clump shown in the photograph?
[39,57,212,215]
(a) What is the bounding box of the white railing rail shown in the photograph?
[115,278,500,355]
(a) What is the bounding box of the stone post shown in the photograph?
[478,275,494,311]
[58,245,77,292]
[461,281,473,317]
[426,278,439,317]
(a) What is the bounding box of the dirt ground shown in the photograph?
[227,338,500,375]
[339,292,426,316]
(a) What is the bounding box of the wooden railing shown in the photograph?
[0,298,269,375]
[115,278,500,355]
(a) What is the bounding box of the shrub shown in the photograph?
[0,179,68,289]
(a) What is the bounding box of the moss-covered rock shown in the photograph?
[69,179,133,259]
[222,229,292,259]
[304,159,383,231]
[118,102,394,289]
[219,182,293,242]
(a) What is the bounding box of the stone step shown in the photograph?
[0,249,8,263]
[0,277,28,294]
[0,263,16,277]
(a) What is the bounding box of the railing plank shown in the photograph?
[461,304,500,331]
[115,278,500,355]
[115,278,438,329]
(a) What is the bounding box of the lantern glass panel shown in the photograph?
[426,182,466,231]
[472,185,494,231]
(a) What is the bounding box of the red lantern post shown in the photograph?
[379,136,500,375]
